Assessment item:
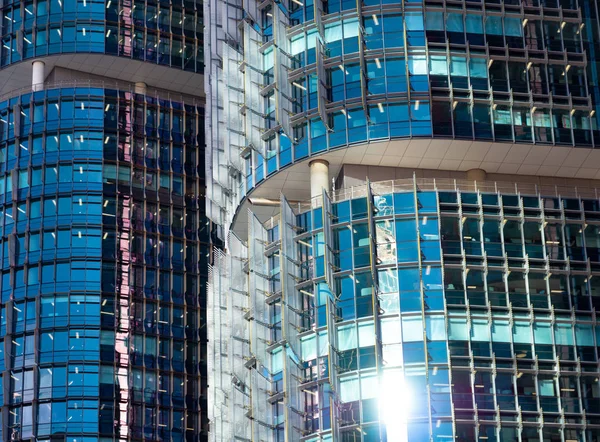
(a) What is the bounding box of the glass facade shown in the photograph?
[205,0,600,441]
[203,0,600,197]
[0,0,203,71]
[210,179,600,442]
[0,86,207,441]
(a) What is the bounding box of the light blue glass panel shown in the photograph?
[485,16,503,35]
[381,317,401,344]
[512,321,532,344]
[360,372,378,400]
[306,29,318,51]
[426,315,446,341]
[374,194,394,216]
[425,12,444,31]
[338,324,357,351]
[343,18,359,38]
[271,347,283,373]
[318,331,329,357]
[470,318,490,341]
[317,282,331,306]
[575,323,594,346]
[291,34,306,55]
[466,15,483,33]
[470,58,488,78]
[405,13,424,31]
[491,319,511,342]
[358,322,375,347]
[378,269,398,293]
[539,379,555,396]
[402,315,424,342]
[448,317,468,340]
[301,334,317,361]
[554,323,574,345]
[408,55,427,74]
[325,22,342,42]
[447,13,463,33]
[340,375,359,402]
[533,322,553,344]
[450,56,467,76]
[263,46,274,70]
[429,55,448,75]
[504,17,522,37]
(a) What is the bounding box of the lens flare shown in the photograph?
[380,370,409,442]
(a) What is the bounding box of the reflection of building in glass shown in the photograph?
[0,86,207,441]
[205,0,600,440]
[0,0,206,440]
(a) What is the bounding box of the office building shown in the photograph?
[0,0,207,440]
[205,0,600,441]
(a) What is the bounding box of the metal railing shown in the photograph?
[341,177,600,201]
[259,177,600,229]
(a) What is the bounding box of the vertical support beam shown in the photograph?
[316,40,330,131]
[366,179,386,440]
[322,189,339,439]
[273,4,292,137]
[243,21,266,158]
[280,195,303,441]
[358,27,370,123]
[322,188,335,292]
[310,159,329,202]
[247,210,274,442]
[32,61,45,91]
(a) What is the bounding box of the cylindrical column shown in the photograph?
[466,168,487,182]
[310,159,329,200]
[135,82,147,95]
[32,61,45,91]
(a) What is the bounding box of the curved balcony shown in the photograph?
[0,0,204,97]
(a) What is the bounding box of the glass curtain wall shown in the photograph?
[256,185,600,442]
[0,87,207,442]
[244,0,600,191]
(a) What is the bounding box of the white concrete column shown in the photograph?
[135,82,147,95]
[309,159,329,200]
[32,61,45,91]
[466,168,487,182]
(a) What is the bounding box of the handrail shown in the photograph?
[260,177,600,229]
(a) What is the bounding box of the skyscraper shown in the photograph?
[206,0,600,441]
[0,0,207,440]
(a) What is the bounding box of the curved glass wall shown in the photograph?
[227,0,600,193]
[0,0,203,71]
[0,86,207,441]
[211,181,600,442]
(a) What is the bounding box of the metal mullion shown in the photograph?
[411,174,441,438]
[364,178,385,440]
